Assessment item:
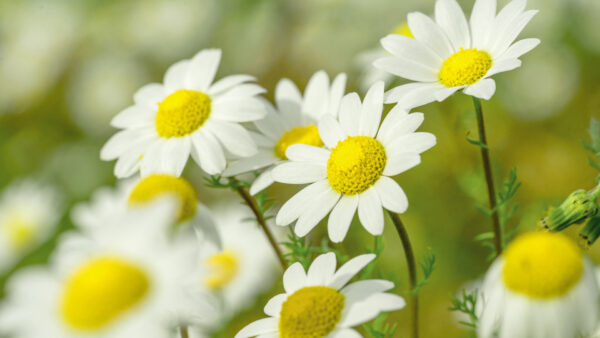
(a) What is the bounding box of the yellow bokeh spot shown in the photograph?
[327,136,386,195]
[155,89,211,138]
[204,250,239,290]
[392,22,413,38]
[502,232,583,298]
[439,48,492,87]
[60,257,150,330]
[3,216,35,250]
[274,124,324,160]
[279,286,345,338]
[128,174,198,222]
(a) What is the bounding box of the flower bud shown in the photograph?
[541,189,598,231]
[580,217,600,248]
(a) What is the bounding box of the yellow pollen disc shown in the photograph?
[439,48,492,87]
[203,250,239,290]
[274,124,324,160]
[279,286,345,338]
[155,89,211,138]
[60,257,150,330]
[128,174,198,222]
[392,22,413,38]
[3,216,35,250]
[327,136,386,195]
[502,232,583,299]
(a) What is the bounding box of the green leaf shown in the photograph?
[466,136,489,149]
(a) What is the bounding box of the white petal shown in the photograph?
[341,280,395,301]
[386,132,436,154]
[295,187,340,237]
[407,12,454,59]
[359,81,384,138]
[463,78,496,100]
[163,60,190,92]
[302,70,330,121]
[377,112,424,150]
[383,152,421,176]
[191,130,226,174]
[490,10,538,57]
[110,105,154,129]
[373,56,438,82]
[114,151,142,178]
[328,254,376,290]
[283,262,307,294]
[365,293,406,311]
[133,83,166,107]
[254,107,288,141]
[264,293,287,317]
[499,38,540,60]
[271,162,326,184]
[187,49,221,92]
[275,78,303,125]
[380,34,442,69]
[434,86,463,102]
[328,73,347,118]
[435,0,471,50]
[373,176,408,213]
[384,83,443,108]
[235,318,278,338]
[101,129,150,160]
[328,195,359,243]
[209,74,256,96]
[307,252,337,286]
[214,84,266,103]
[358,188,384,235]
[212,98,267,122]
[318,114,347,149]
[276,180,330,226]
[485,58,521,77]
[470,0,497,48]
[329,329,362,338]
[285,144,330,164]
[338,93,362,136]
[205,120,257,157]
[223,152,277,177]
[250,168,276,195]
[160,137,191,176]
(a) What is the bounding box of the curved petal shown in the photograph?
[358,188,384,235]
[302,70,330,121]
[275,180,330,226]
[187,49,222,92]
[295,187,340,237]
[329,329,362,338]
[212,97,267,122]
[163,60,190,92]
[249,168,276,195]
[380,34,442,69]
[373,176,408,214]
[318,114,347,149]
[283,262,307,294]
[470,0,497,48]
[435,0,471,50]
[205,120,257,157]
[264,293,287,317]
[275,78,303,125]
[133,83,166,107]
[490,10,538,57]
[485,59,521,78]
[378,112,423,146]
[271,162,326,184]
[285,144,330,164]
[328,195,359,243]
[307,252,337,286]
[384,83,443,108]
[463,78,496,100]
[407,12,454,59]
[209,74,256,96]
[386,132,437,154]
[359,81,384,138]
[338,93,362,136]
[222,152,277,177]
[499,38,540,60]
[191,130,226,175]
[327,73,347,118]
[235,318,278,338]
[383,152,421,176]
[328,254,376,290]
[373,56,438,82]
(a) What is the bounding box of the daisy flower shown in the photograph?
[0,200,217,338]
[0,180,61,272]
[223,70,346,195]
[235,252,405,338]
[272,81,436,242]
[101,48,267,178]
[478,231,599,338]
[374,0,540,108]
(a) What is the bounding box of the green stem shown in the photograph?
[388,211,419,338]
[180,326,189,338]
[473,97,503,256]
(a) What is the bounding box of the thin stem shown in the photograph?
[473,97,503,256]
[388,211,419,338]
[235,185,287,269]
[179,326,189,338]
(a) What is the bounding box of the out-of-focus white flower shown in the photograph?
[0,200,217,338]
[478,232,598,338]
[0,180,61,272]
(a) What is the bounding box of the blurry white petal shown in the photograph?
[205,120,257,157]
[285,144,330,164]
[235,318,278,338]
[212,98,267,122]
[209,75,256,95]
[373,56,438,82]
[318,114,347,149]
[163,60,190,92]
[380,34,442,68]
[223,152,277,177]
[187,49,221,92]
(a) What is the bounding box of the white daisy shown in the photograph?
[271,81,436,242]
[235,252,405,338]
[0,179,61,272]
[373,0,540,108]
[223,70,346,195]
[478,231,599,338]
[0,200,217,338]
[100,48,267,178]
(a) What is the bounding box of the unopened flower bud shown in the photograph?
[580,217,600,248]
[541,189,598,231]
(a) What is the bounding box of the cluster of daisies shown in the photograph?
[3,0,599,337]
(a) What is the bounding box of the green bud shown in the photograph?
[541,189,598,231]
[580,217,600,248]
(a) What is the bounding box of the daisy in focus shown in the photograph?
[235,252,405,338]
[374,0,540,108]
[272,81,436,242]
[478,231,598,338]
[0,200,217,338]
[0,180,61,272]
[223,71,346,195]
[101,48,267,178]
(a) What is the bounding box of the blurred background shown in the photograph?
[0,0,599,336]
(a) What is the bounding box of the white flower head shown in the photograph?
[478,232,599,338]
[101,48,267,178]
[223,70,347,195]
[0,180,61,272]
[236,252,405,338]
[374,0,540,108]
[0,200,218,338]
[272,81,436,242]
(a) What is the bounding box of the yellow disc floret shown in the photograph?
[60,257,150,330]
[392,22,413,38]
[204,250,239,290]
[128,174,198,222]
[502,232,583,299]
[279,286,345,338]
[275,124,324,160]
[439,48,492,87]
[327,136,387,195]
[155,89,211,138]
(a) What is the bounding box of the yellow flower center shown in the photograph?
[279,286,345,338]
[2,215,35,250]
[392,22,413,38]
[327,136,386,195]
[439,48,492,87]
[155,89,211,138]
[60,257,150,331]
[502,232,583,299]
[274,124,324,160]
[128,174,198,222]
[203,250,239,290]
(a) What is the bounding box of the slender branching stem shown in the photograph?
[473,97,503,256]
[179,326,189,338]
[388,211,419,338]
